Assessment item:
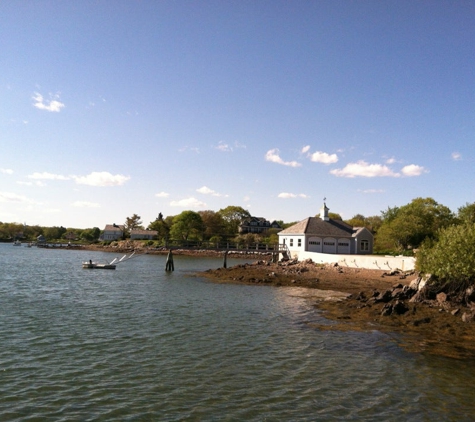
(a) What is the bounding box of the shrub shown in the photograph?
[417,223,475,282]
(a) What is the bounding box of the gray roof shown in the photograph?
[279,217,360,238]
[104,224,124,232]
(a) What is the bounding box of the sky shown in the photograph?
[1,1,474,229]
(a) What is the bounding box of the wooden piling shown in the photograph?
[165,249,174,271]
[223,250,228,268]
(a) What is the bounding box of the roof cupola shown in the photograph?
[320,201,330,221]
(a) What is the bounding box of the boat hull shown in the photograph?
[82,263,116,270]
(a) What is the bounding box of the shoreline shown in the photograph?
[197,259,475,360]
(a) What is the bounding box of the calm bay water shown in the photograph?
[1,244,474,421]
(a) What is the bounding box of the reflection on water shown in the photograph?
[0,244,474,421]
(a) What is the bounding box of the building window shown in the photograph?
[298,239,301,247]
[309,241,321,245]
[338,242,349,247]
[324,241,335,246]
[290,239,294,247]
[361,240,369,251]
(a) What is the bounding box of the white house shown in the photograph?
[278,203,374,256]
[101,224,125,241]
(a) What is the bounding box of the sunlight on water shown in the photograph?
[1,244,474,421]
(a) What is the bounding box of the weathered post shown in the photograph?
[165,249,174,271]
[223,250,228,268]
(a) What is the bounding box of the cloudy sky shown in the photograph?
[1,1,474,228]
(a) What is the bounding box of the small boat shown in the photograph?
[13,240,21,246]
[82,261,116,270]
[82,252,137,270]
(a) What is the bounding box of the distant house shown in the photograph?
[36,234,46,244]
[130,229,158,240]
[278,203,373,255]
[239,217,281,234]
[101,224,125,241]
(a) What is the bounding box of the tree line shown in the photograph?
[2,198,475,258]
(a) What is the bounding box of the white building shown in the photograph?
[278,203,374,256]
[101,224,125,241]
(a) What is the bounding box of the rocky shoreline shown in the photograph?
[198,259,475,360]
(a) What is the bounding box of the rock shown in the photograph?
[375,289,393,303]
[413,317,431,326]
[462,312,475,323]
[393,300,409,315]
[356,291,366,301]
[436,292,447,304]
[391,288,404,299]
[409,277,421,290]
[381,303,393,316]
[417,274,433,291]
[466,287,475,303]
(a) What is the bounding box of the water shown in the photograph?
[1,244,474,421]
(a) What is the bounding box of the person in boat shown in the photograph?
[89,260,93,265]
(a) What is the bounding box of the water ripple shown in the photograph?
[1,246,475,421]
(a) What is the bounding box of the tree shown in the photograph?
[124,214,143,235]
[217,205,251,236]
[80,227,101,242]
[328,212,342,220]
[417,222,475,286]
[457,202,475,225]
[199,210,225,240]
[375,197,455,252]
[169,211,204,241]
[44,226,67,241]
[345,214,383,234]
[148,218,170,243]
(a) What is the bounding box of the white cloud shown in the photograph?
[155,192,170,198]
[308,151,338,164]
[400,164,427,177]
[301,145,311,154]
[197,186,228,197]
[452,152,462,161]
[386,157,397,164]
[32,92,65,112]
[72,172,130,186]
[0,191,35,204]
[170,197,207,208]
[216,142,232,152]
[359,189,385,194]
[28,172,69,180]
[215,141,246,152]
[330,160,400,178]
[265,149,301,167]
[277,192,309,199]
[1,168,13,174]
[72,201,101,208]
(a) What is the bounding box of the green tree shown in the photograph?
[124,214,143,235]
[328,212,342,220]
[417,222,475,286]
[457,202,475,225]
[217,205,251,236]
[44,226,67,241]
[80,227,101,242]
[199,210,225,240]
[375,197,455,252]
[148,218,170,244]
[169,211,204,241]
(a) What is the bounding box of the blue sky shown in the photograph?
[1,1,474,229]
